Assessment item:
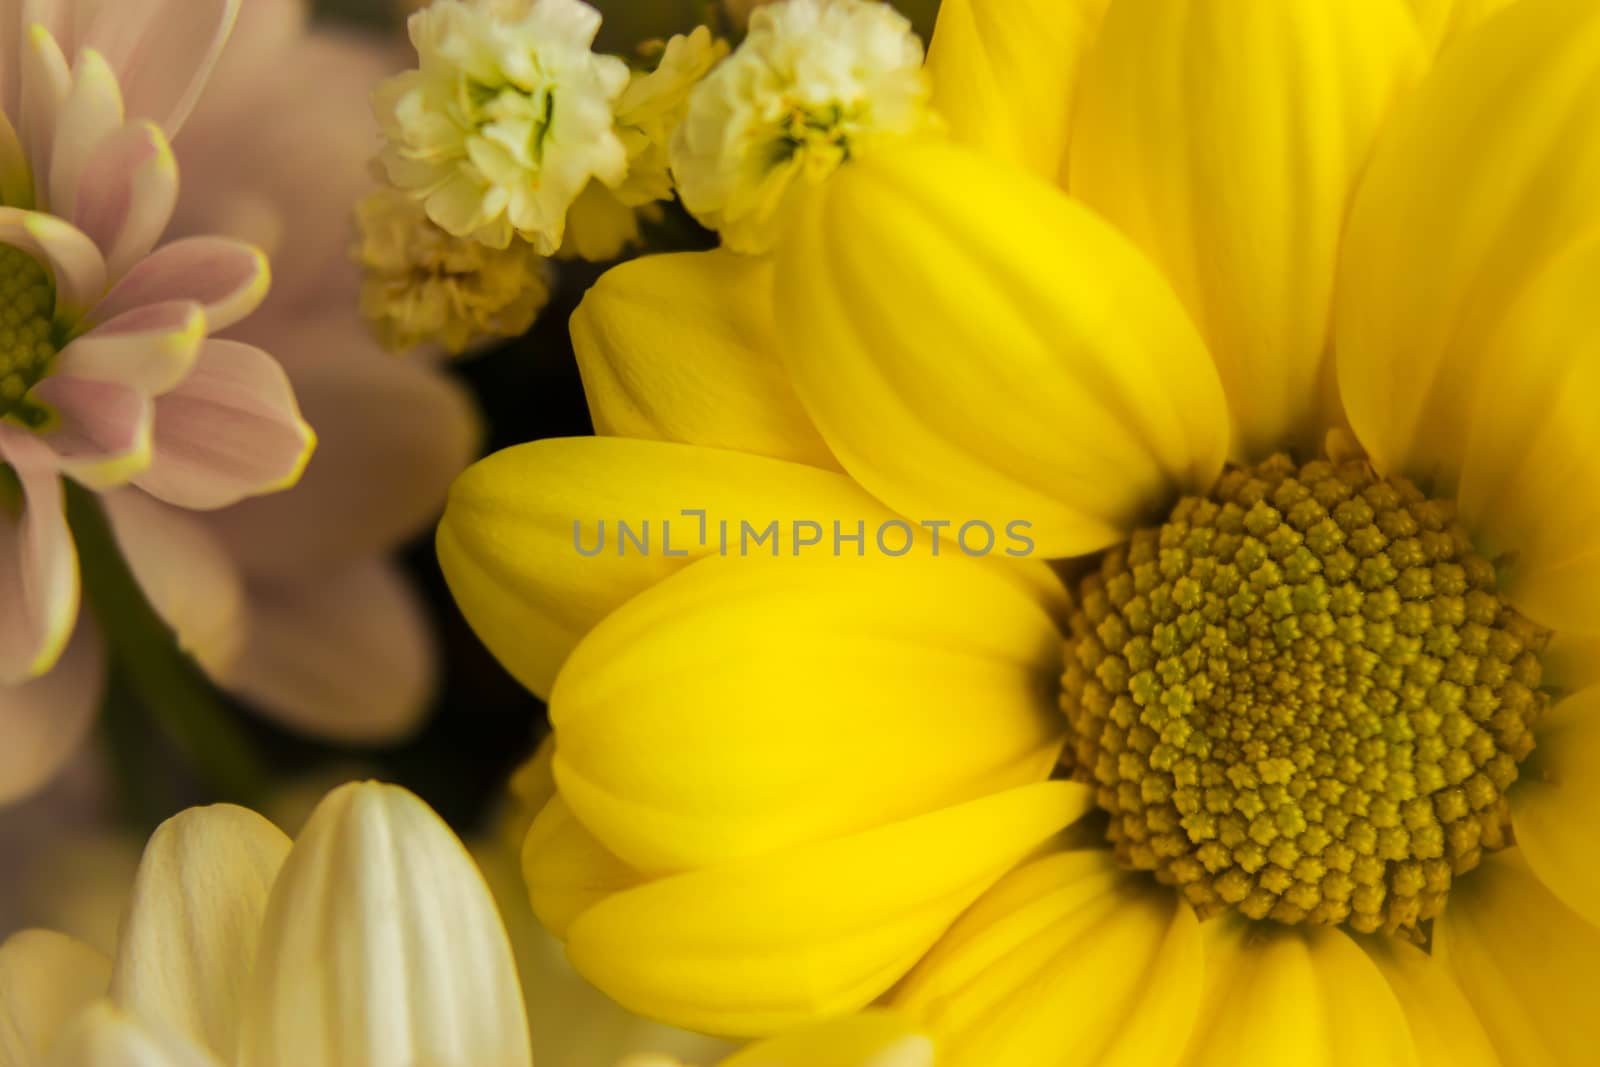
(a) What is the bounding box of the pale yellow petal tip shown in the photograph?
[256,418,318,498]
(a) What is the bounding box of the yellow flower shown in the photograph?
[441,0,1600,1062]
[354,185,551,355]
[669,0,937,253]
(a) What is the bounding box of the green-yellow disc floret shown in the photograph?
[1062,455,1549,935]
[0,243,58,427]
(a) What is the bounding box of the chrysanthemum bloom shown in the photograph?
[669,0,938,253]
[0,0,317,803]
[442,0,1600,1061]
[374,0,631,254]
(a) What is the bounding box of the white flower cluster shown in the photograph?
[374,0,631,253]
[670,0,936,253]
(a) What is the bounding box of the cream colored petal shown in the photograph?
[1336,0,1600,490]
[238,782,531,1067]
[1361,937,1498,1067]
[45,1001,221,1067]
[1453,241,1600,635]
[108,805,292,1062]
[925,0,1109,179]
[572,251,834,468]
[437,437,904,701]
[774,138,1228,559]
[1178,921,1417,1066]
[0,929,108,1067]
[550,552,1067,874]
[1435,848,1600,1066]
[1509,686,1600,928]
[894,848,1202,1067]
[1071,0,1424,459]
[722,1011,934,1067]
[564,781,1093,1037]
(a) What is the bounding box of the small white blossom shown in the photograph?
[374,0,631,253]
[670,0,935,254]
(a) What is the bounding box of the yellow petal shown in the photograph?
[1178,921,1417,1066]
[550,552,1067,873]
[1452,241,1600,634]
[774,139,1228,559]
[894,848,1201,1067]
[1361,937,1498,1067]
[107,805,291,1063]
[722,1011,933,1067]
[522,793,644,939]
[0,929,108,1067]
[437,437,900,700]
[1405,0,1517,52]
[564,781,1092,1037]
[1070,0,1424,460]
[571,251,834,468]
[1538,631,1600,692]
[238,783,531,1067]
[1435,848,1600,1066]
[925,0,1109,178]
[1509,686,1600,928]
[1336,0,1600,489]
[45,1002,221,1067]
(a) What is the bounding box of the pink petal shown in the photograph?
[70,119,177,279]
[0,207,106,320]
[219,562,433,745]
[102,489,245,676]
[82,0,239,136]
[27,371,152,490]
[88,236,267,331]
[173,29,397,322]
[18,22,69,192]
[134,339,314,511]
[54,300,205,396]
[47,48,123,220]
[0,617,103,805]
[206,335,478,578]
[0,427,78,684]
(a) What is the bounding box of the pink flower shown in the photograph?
[0,0,341,804]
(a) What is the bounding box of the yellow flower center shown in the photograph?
[0,244,59,428]
[1061,455,1550,935]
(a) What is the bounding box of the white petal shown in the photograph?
[108,805,292,1062]
[238,783,532,1067]
[46,1001,222,1067]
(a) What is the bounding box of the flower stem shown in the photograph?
[65,483,269,807]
